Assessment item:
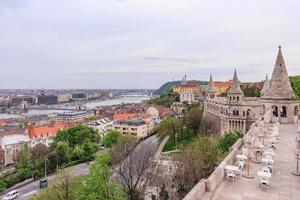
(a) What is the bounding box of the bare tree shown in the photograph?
[114,142,157,200]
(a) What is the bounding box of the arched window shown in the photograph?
[281,106,287,118]
[237,96,240,102]
[272,106,278,117]
[294,106,299,116]
[243,111,245,117]
[247,109,252,117]
[262,105,266,114]
[233,109,239,116]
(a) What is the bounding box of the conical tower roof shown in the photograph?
[206,74,217,93]
[261,74,270,96]
[227,69,244,94]
[262,46,296,100]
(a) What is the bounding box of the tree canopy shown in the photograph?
[103,130,121,148]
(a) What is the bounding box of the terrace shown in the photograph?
[184,111,300,200]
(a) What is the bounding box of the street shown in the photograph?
[0,136,159,200]
[0,162,90,200]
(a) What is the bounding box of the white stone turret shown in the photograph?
[206,74,217,99]
[227,69,244,104]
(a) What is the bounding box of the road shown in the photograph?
[0,136,159,200]
[0,163,90,200]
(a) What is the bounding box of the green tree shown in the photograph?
[30,144,50,177]
[184,108,203,131]
[17,142,31,170]
[56,142,71,166]
[290,76,300,98]
[103,130,121,148]
[79,152,127,200]
[81,140,98,161]
[241,85,261,97]
[53,125,100,149]
[157,118,183,148]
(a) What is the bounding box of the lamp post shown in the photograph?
[292,134,300,176]
[243,135,255,179]
[44,158,48,178]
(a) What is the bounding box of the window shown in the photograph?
[272,106,278,117]
[294,106,299,116]
[281,106,287,118]
[237,96,239,102]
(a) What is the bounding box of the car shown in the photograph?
[2,190,19,200]
[100,146,105,150]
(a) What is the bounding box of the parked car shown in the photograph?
[2,190,19,200]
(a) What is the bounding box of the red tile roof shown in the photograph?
[28,123,66,139]
[0,120,6,126]
[113,113,139,121]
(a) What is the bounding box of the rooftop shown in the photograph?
[1,134,30,146]
[117,119,146,126]
[28,123,65,139]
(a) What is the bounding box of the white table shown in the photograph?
[262,158,274,164]
[257,171,272,178]
[225,165,239,172]
[264,151,275,156]
[236,154,247,160]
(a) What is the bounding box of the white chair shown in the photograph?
[238,160,245,170]
[270,143,276,150]
[259,177,270,190]
[226,170,236,182]
[264,155,273,160]
[262,166,271,173]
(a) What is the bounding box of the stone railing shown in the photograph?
[183,111,271,200]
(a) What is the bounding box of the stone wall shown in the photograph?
[203,110,221,134]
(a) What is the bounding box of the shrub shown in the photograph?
[217,131,243,155]
[0,180,7,192]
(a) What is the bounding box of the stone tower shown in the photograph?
[227,69,244,104]
[261,46,299,123]
[261,74,270,96]
[206,74,217,99]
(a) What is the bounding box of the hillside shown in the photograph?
[290,75,300,98]
[155,80,208,95]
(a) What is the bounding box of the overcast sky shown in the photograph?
[0,0,299,89]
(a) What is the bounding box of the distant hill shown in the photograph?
[155,80,208,95]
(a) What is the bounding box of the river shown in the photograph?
[0,95,151,119]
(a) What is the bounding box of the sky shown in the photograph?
[0,0,299,89]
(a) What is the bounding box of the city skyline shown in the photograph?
[0,0,300,89]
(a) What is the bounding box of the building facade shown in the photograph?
[1,134,30,165]
[113,120,149,138]
[204,47,299,135]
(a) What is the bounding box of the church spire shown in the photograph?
[227,69,243,94]
[262,46,295,99]
[206,74,217,93]
[261,74,270,96]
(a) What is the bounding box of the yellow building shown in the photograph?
[173,81,202,95]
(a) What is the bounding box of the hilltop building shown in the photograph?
[173,75,202,104]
